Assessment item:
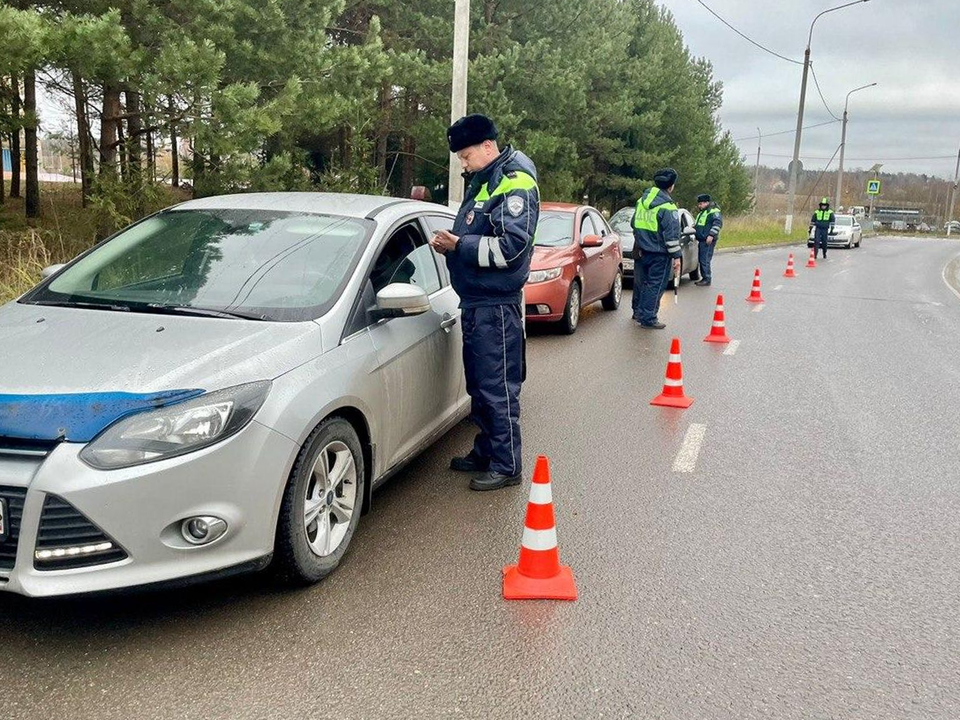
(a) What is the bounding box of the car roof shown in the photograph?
[172,192,448,220]
[540,202,584,213]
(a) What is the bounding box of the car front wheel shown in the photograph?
[559,280,581,334]
[275,417,365,585]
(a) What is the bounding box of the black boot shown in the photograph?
[470,470,523,491]
[450,454,490,472]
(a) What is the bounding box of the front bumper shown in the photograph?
[808,235,854,248]
[0,420,297,597]
[523,275,570,322]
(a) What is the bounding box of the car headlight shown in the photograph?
[79,380,272,470]
[528,267,563,284]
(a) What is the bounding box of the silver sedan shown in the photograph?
[0,193,469,596]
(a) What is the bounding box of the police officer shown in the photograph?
[694,193,723,287]
[631,168,682,329]
[811,197,835,260]
[429,114,540,491]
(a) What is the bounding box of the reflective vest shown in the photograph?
[475,171,538,203]
[696,207,721,227]
[815,209,833,222]
[633,187,678,231]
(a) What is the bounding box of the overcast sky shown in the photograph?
[665,0,960,179]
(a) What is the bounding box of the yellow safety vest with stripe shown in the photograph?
[474,170,538,203]
[814,209,834,222]
[696,208,721,227]
[633,187,678,232]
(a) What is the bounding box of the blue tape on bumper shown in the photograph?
[0,389,205,442]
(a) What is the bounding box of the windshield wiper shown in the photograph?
[143,304,268,321]
[30,300,132,312]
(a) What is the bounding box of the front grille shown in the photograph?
[35,495,127,570]
[0,437,59,458]
[0,487,27,571]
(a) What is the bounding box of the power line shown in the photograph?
[809,63,841,121]
[695,0,803,65]
[760,153,958,162]
[734,120,840,143]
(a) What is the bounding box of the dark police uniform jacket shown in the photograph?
[631,187,682,259]
[448,146,540,308]
[811,208,836,235]
[695,204,723,243]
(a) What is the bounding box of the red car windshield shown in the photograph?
[534,212,575,247]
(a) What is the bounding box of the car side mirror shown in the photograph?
[581,233,603,248]
[371,283,431,320]
[682,226,696,237]
[41,264,66,279]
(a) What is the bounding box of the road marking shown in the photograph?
[941,253,960,304]
[673,423,707,473]
[752,304,765,312]
[773,284,783,291]
[723,339,741,356]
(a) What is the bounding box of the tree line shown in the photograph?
[1,0,752,230]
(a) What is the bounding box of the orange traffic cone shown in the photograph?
[703,294,731,344]
[651,337,694,408]
[746,268,765,303]
[503,456,577,601]
[806,248,817,268]
[784,253,797,278]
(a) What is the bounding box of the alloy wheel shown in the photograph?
[303,441,358,557]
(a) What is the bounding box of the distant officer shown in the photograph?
[810,197,835,260]
[429,114,540,491]
[631,168,682,329]
[694,193,723,287]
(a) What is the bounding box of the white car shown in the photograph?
[808,214,863,248]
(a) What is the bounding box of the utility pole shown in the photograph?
[835,83,876,210]
[447,0,470,208]
[784,0,871,234]
[948,145,960,237]
[754,127,761,212]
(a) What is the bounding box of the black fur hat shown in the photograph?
[447,114,499,153]
[697,193,712,203]
[654,168,678,190]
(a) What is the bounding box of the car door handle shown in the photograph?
[440,313,458,332]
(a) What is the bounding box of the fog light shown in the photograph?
[180,516,227,546]
[537,304,551,314]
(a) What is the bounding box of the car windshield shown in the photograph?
[22,208,371,322]
[835,216,854,226]
[534,212,576,247]
[609,208,634,235]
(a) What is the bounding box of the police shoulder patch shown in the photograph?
[507,195,524,217]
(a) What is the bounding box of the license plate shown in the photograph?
[0,498,7,543]
[623,258,634,270]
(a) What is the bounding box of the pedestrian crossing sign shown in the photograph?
[867,179,881,195]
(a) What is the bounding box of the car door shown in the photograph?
[678,208,699,275]
[589,210,619,293]
[351,219,463,470]
[577,211,604,302]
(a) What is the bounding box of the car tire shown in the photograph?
[688,264,701,281]
[275,417,365,585]
[558,280,581,335]
[601,270,622,311]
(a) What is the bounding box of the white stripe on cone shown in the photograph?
[669,354,682,362]
[521,526,558,551]
[528,483,552,505]
[663,377,684,387]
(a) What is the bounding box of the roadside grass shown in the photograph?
[720,215,809,248]
[0,182,182,304]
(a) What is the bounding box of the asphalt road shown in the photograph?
[3,236,960,720]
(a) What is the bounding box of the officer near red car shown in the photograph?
[429,114,540,491]
[631,168,682,329]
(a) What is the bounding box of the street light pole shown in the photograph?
[447,0,470,208]
[835,82,877,210]
[784,0,871,234]
[947,145,960,236]
[754,127,762,211]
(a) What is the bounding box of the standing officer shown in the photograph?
[429,114,540,492]
[694,193,723,286]
[631,168,682,329]
[810,197,835,260]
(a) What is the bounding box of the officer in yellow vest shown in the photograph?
[631,168,682,329]
[810,197,836,260]
[693,194,722,286]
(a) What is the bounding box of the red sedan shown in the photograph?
[524,203,624,334]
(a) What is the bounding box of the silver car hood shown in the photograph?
[0,302,324,395]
